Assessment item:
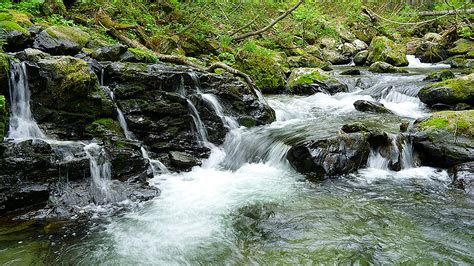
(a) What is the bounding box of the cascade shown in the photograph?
[7,62,45,140]
[84,143,121,204]
[400,136,415,169]
[201,93,239,130]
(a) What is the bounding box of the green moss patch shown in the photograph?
[427,73,474,99]
[418,110,474,137]
[45,26,90,46]
[367,36,408,66]
[128,48,159,63]
[448,39,474,56]
[287,68,330,88]
[0,95,7,140]
[0,21,30,35]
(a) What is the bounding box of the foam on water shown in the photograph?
[406,55,450,69]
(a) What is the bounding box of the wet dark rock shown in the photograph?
[340,69,361,76]
[322,48,351,65]
[341,122,368,133]
[354,100,393,114]
[354,50,368,66]
[0,184,49,215]
[287,133,370,180]
[91,44,128,61]
[400,121,409,132]
[415,41,447,63]
[449,161,474,194]
[169,151,199,170]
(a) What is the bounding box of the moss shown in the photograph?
[45,26,90,46]
[417,110,474,137]
[235,46,286,93]
[0,9,32,26]
[87,118,124,137]
[0,53,10,83]
[448,39,474,56]
[128,48,159,63]
[287,68,330,88]
[426,73,474,100]
[297,71,329,85]
[239,117,257,128]
[0,95,7,140]
[0,21,30,36]
[367,36,408,66]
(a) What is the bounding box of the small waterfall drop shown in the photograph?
[406,55,450,68]
[84,143,121,204]
[367,150,390,170]
[187,99,210,146]
[7,62,45,140]
[201,93,239,130]
[400,137,415,169]
[141,147,169,174]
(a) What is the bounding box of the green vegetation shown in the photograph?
[128,48,159,63]
[418,110,474,137]
[0,95,6,140]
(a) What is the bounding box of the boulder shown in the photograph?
[367,36,408,66]
[423,69,455,82]
[336,26,356,42]
[287,68,348,95]
[418,73,474,107]
[91,44,128,61]
[413,110,474,168]
[123,48,159,63]
[341,43,357,57]
[448,39,474,56]
[169,151,199,170]
[341,122,369,133]
[354,50,369,66]
[318,37,338,49]
[340,69,360,76]
[0,10,33,52]
[415,41,447,63]
[322,48,351,65]
[353,100,393,114]
[287,133,370,180]
[235,46,286,93]
[352,39,368,51]
[406,39,421,55]
[287,54,327,69]
[369,61,408,73]
[449,57,474,69]
[449,161,474,194]
[33,26,91,55]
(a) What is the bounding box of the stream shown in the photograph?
[0,59,473,264]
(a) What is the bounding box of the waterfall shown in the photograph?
[187,99,210,146]
[141,147,169,174]
[367,150,390,170]
[84,143,121,204]
[400,137,415,169]
[201,93,239,130]
[7,62,45,140]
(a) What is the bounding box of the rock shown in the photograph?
[33,26,91,55]
[287,68,348,95]
[319,37,338,49]
[400,121,409,132]
[367,36,409,66]
[341,122,368,133]
[369,61,408,73]
[123,48,159,63]
[455,103,471,110]
[235,46,286,93]
[0,95,6,140]
[340,69,361,76]
[0,10,33,52]
[0,184,49,215]
[169,151,199,170]
[418,73,474,107]
[406,39,421,55]
[352,22,377,44]
[413,110,474,168]
[20,54,114,139]
[354,100,393,114]
[341,43,357,57]
[352,39,368,51]
[354,50,369,66]
[449,57,474,69]
[448,39,474,56]
[336,26,356,42]
[287,133,370,180]
[449,162,474,194]
[415,41,447,63]
[15,48,48,62]
[322,48,351,65]
[0,53,10,90]
[423,69,455,82]
[287,54,327,69]
[91,44,128,61]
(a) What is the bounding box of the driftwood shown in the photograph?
[233,0,304,41]
[416,8,474,17]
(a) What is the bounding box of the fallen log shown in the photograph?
[417,8,474,17]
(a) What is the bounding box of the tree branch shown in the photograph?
[233,0,304,41]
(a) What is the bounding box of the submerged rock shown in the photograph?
[449,161,474,194]
[353,100,393,114]
[287,68,348,95]
[418,73,474,107]
[369,61,408,74]
[413,110,474,168]
[366,36,408,67]
[287,133,370,180]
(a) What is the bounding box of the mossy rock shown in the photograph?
[448,39,474,56]
[449,57,474,69]
[0,9,32,26]
[33,26,91,55]
[287,68,329,88]
[0,21,30,36]
[127,48,159,63]
[86,118,124,139]
[418,73,474,107]
[0,53,10,90]
[0,95,7,140]
[0,11,31,51]
[423,69,455,82]
[369,61,408,73]
[417,110,474,137]
[415,41,447,63]
[287,54,327,69]
[367,36,408,66]
[235,46,286,93]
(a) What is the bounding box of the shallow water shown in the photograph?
[1,67,473,264]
